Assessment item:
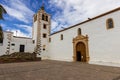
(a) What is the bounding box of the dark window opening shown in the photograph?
[42,14,44,20]
[43,24,47,29]
[106,18,114,29]
[43,48,45,51]
[11,43,15,46]
[33,40,35,44]
[46,16,48,21]
[61,34,63,40]
[43,33,47,38]
[19,45,25,52]
[78,28,81,35]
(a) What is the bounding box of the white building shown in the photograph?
[0,31,34,55]
[0,6,120,66]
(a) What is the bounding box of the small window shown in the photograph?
[106,18,114,29]
[61,34,63,40]
[43,48,45,51]
[32,40,35,44]
[42,14,44,20]
[43,33,47,38]
[11,43,15,46]
[78,28,81,35]
[46,16,48,21]
[43,24,47,29]
[49,38,51,42]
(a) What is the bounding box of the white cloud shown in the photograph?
[10,29,31,37]
[2,0,34,23]
[49,0,120,32]
[14,24,32,34]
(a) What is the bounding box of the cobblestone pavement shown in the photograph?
[0,60,120,80]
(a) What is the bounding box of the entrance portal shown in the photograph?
[19,45,25,52]
[73,29,89,62]
[76,42,86,62]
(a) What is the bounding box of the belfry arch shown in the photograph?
[73,28,90,62]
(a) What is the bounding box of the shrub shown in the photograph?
[0,52,41,63]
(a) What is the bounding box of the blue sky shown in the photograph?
[0,0,120,37]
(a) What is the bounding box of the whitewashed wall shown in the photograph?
[0,31,12,55]
[48,10,120,64]
[10,37,34,53]
[33,21,38,46]
[0,31,35,55]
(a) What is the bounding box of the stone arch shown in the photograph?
[73,35,90,62]
[76,42,86,62]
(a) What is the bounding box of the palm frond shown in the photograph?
[0,4,7,20]
[0,4,7,14]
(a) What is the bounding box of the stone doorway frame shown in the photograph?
[73,35,90,62]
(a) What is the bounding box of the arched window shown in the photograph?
[46,16,48,21]
[42,14,44,20]
[43,24,47,29]
[61,34,63,40]
[106,18,114,29]
[78,28,81,35]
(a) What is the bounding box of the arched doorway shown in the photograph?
[76,42,86,62]
[73,34,89,62]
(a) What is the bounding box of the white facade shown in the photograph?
[0,31,34,55]
[48,7,120,64]
[0,7,120,66]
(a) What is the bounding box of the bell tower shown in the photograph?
[32,4,51,59]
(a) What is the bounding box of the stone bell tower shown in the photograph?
[32,4,51,59]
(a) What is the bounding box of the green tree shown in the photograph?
[0,4,7,44]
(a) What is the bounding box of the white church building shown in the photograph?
[0,6,120,65]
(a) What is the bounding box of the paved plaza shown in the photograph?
[0,60,120,80]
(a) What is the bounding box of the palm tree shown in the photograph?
[0,4,7,20]
[0,4,7,44]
